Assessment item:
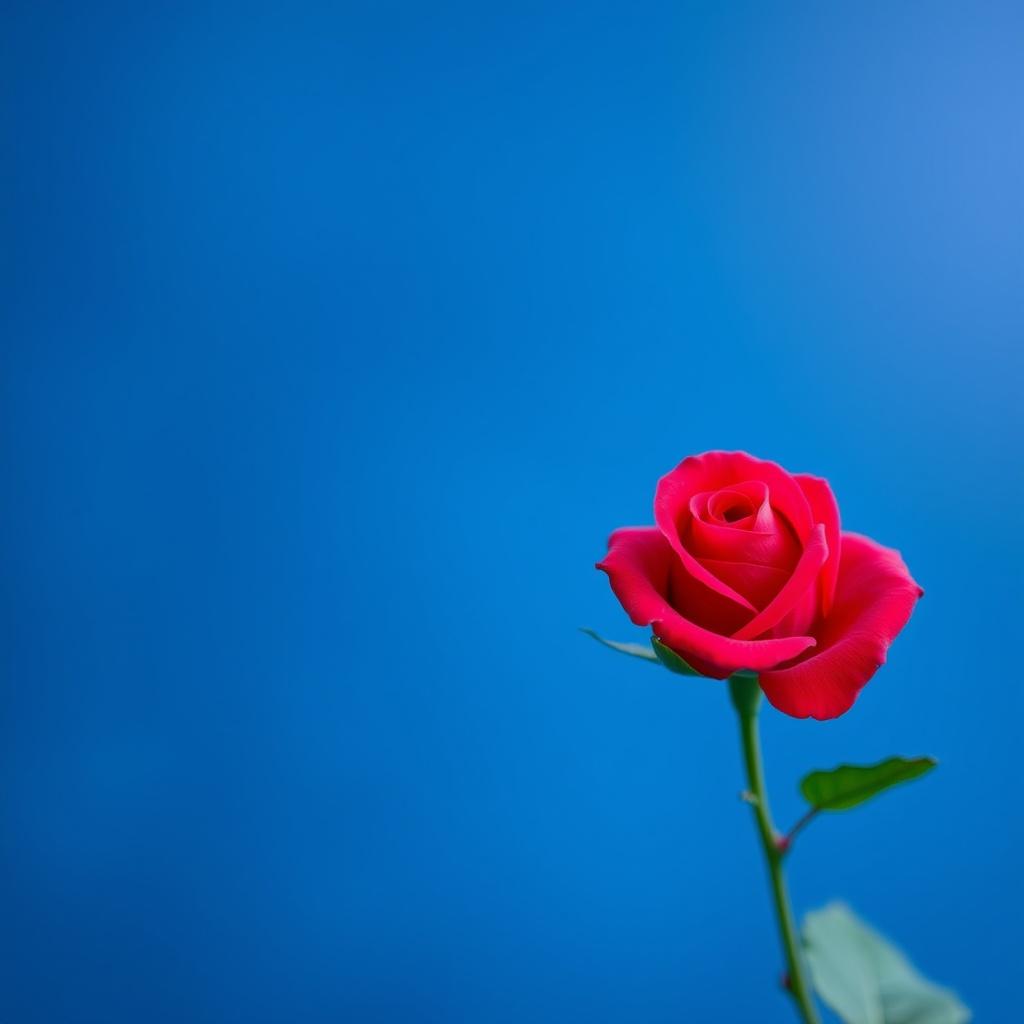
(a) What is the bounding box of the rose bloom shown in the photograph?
[597,451,923,719]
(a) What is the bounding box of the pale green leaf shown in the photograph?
[803,902,970,1024]
[580,628,659,663]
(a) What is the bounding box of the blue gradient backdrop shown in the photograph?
[4,4,1022,1021]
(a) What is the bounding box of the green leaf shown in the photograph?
[579,629,708,677]
[803,902,970,1024]
[651,636,702,675]
[800,756,937,812]
[579,628,660,663]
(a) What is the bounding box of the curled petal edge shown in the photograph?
[597,526,816,677]
[757,532,923,720]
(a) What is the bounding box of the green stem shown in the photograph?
[729,675,820,1024]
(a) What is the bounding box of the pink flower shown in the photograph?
[597,452,923,719]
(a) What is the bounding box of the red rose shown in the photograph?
[596,451,923,719]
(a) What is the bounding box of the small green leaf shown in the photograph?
[800,756,937,812]
[580,628,660,663]
[803,902,970,1024]
[579,629,708,677]
[651,636,702,675]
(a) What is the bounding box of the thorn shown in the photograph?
[780,971,792,991]
[775,834,791,854]
[739,790,758,805]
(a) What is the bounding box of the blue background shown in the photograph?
[4,3,1021,1021]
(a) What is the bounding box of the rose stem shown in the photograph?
[728,674,821,1024]
[778,808,819,854]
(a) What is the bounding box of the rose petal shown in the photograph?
[597,527,816,677]
[758,533,923,720]
[703,481,772,529]
[795,473,842,616]
[732,525,828,640]
[694,558,791,610]
[668,556,753,636]
[688,497,801,570]
[655,452,814,610]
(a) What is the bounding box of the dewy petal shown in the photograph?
[758,533,923,720]
[732,525,828,640]
[597,527,816,677]
[795,473,842,616]
[655,452,814,609]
